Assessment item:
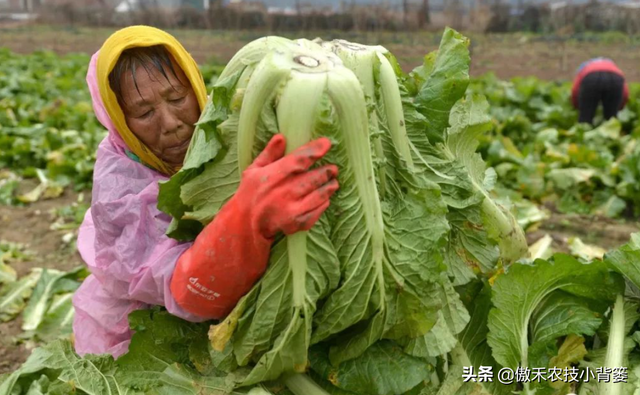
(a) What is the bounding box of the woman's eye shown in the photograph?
[137,110,153,119]
[170,96,186,104]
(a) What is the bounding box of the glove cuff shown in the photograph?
[170,197,273,319]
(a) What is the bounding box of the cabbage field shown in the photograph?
[2,28,640,395]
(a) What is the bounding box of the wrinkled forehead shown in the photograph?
[121,70,186,108]
[110,46,191,105]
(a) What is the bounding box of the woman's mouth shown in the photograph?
[166,139,190,154]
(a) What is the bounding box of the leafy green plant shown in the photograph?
[471,72,640,219]
[0,265,87,342]
[155,28,525,395]
[0,49,104,204]
[6,30,640,395]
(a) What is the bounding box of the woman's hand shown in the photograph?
[235,134,339,239]
[170,133,338,319]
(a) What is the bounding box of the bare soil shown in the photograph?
[0,187,87,375]
[2,25,640,81]
[527,212,640,254]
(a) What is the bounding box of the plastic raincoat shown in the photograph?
[72,28,209,358]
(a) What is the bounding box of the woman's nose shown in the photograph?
[159,105,181,135]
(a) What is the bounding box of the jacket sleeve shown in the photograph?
[72,274,144,358]
[76,137,206,323]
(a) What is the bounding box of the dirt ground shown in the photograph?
[2,25,640,81]
[527,211,640,254]
[0,187,86,375]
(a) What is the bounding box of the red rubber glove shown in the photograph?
[170,134,339,319]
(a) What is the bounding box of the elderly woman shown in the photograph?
[72,26,339,357]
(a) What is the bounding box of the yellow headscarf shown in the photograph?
[97,25,207,176]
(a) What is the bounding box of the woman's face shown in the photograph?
[118,56,200,166]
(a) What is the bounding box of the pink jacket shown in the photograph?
[72,52,206,358]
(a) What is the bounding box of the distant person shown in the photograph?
[571,58,629,125]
